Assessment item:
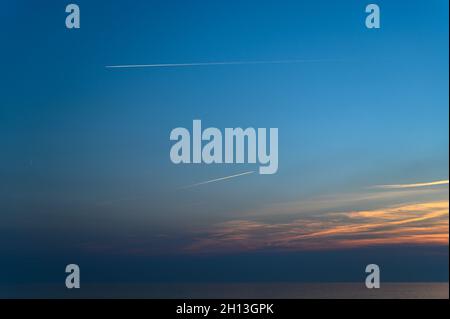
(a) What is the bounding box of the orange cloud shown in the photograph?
[187,201,449,253]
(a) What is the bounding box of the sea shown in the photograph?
[1,282,448,299]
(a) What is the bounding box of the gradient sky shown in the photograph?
[0,0,448,287]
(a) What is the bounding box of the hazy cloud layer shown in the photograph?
[187,198,448,253]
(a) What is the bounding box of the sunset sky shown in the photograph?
[0,0,448,286]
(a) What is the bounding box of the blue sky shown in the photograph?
[0,0,448,287]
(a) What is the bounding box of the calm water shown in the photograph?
[1,282,448,299]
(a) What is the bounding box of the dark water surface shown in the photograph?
[1,282,448,299]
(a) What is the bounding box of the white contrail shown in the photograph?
[372,180,449,189]
[105,59,334,69]
[180,171,255,189]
